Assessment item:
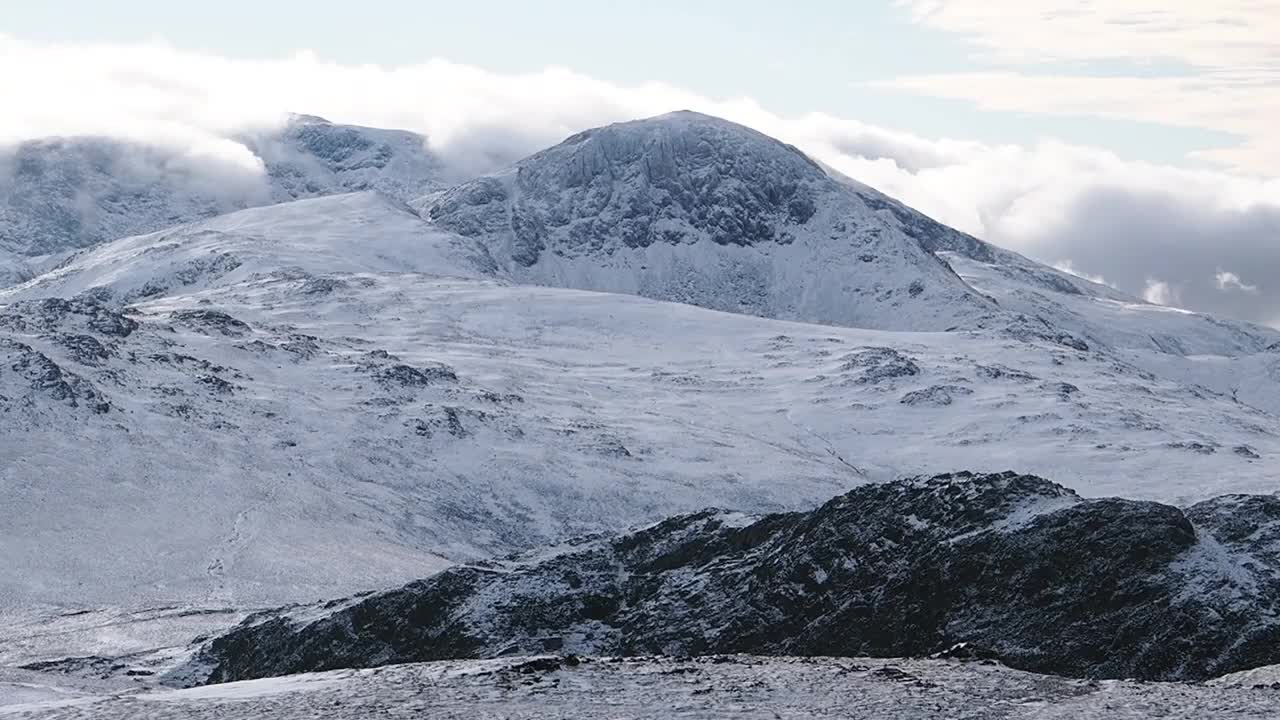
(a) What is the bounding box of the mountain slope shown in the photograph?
[423,111,996,331]
[0,192,486,305]
[836,175,1280,354]
[827,176,1280,413]
[4,259,1278,609]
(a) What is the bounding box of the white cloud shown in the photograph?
[2,35,1280,326]
[1143,279,1179,306]
[1216,270,1258,294]
[889,1,1280,174]
[882,71,1280,173]
[1053,261,1114,288]
[897,1,1280,67]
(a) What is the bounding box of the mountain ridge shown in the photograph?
[182,471,1280,685]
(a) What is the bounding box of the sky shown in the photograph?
[0,0,1247,166]
[3,0,1280,324]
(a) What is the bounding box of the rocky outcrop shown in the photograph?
[184,472,1280,685]
[1,338,111,413]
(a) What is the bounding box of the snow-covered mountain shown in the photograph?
[6,111,1280,704]
[423,111,997,331]
[0,115,448,284]
[0,192,484,305]
[4,112,1280,611]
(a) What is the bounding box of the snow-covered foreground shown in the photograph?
[6,655,1280,719]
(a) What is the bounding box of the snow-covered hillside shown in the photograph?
[0,193,485,305]
[2,257,1277,608]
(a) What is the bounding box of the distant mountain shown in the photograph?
[241,115,451,205]
[424,111,997,331]
[0,115,448,270]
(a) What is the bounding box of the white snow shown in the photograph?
[943,250,1280,414]
[0,192,485,305]
[5,655,1280,719]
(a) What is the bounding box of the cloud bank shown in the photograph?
[3,34,1280,326]
[890,1,1280,173]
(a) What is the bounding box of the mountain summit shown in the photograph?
[425,111,995,330]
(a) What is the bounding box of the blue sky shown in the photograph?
[1,0,1237,167]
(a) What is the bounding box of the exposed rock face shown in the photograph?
[185,472,1280,685]
[432,111,826,258]
[171,309,252,337]
[900,384,973,406]
[1,297,139,338]
[1,337,111,413]
[0,298,139,414]
[425,111,995,331]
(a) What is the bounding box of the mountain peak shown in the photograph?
[285,112,334,126]
[547,110,826,181]
[424,113,995,331]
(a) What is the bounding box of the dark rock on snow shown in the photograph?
[186,471,1280,686]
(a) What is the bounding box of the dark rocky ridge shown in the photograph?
[185,472,1280,686]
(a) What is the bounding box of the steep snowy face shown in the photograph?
[426,111,995,331]
[0,116,447,265]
